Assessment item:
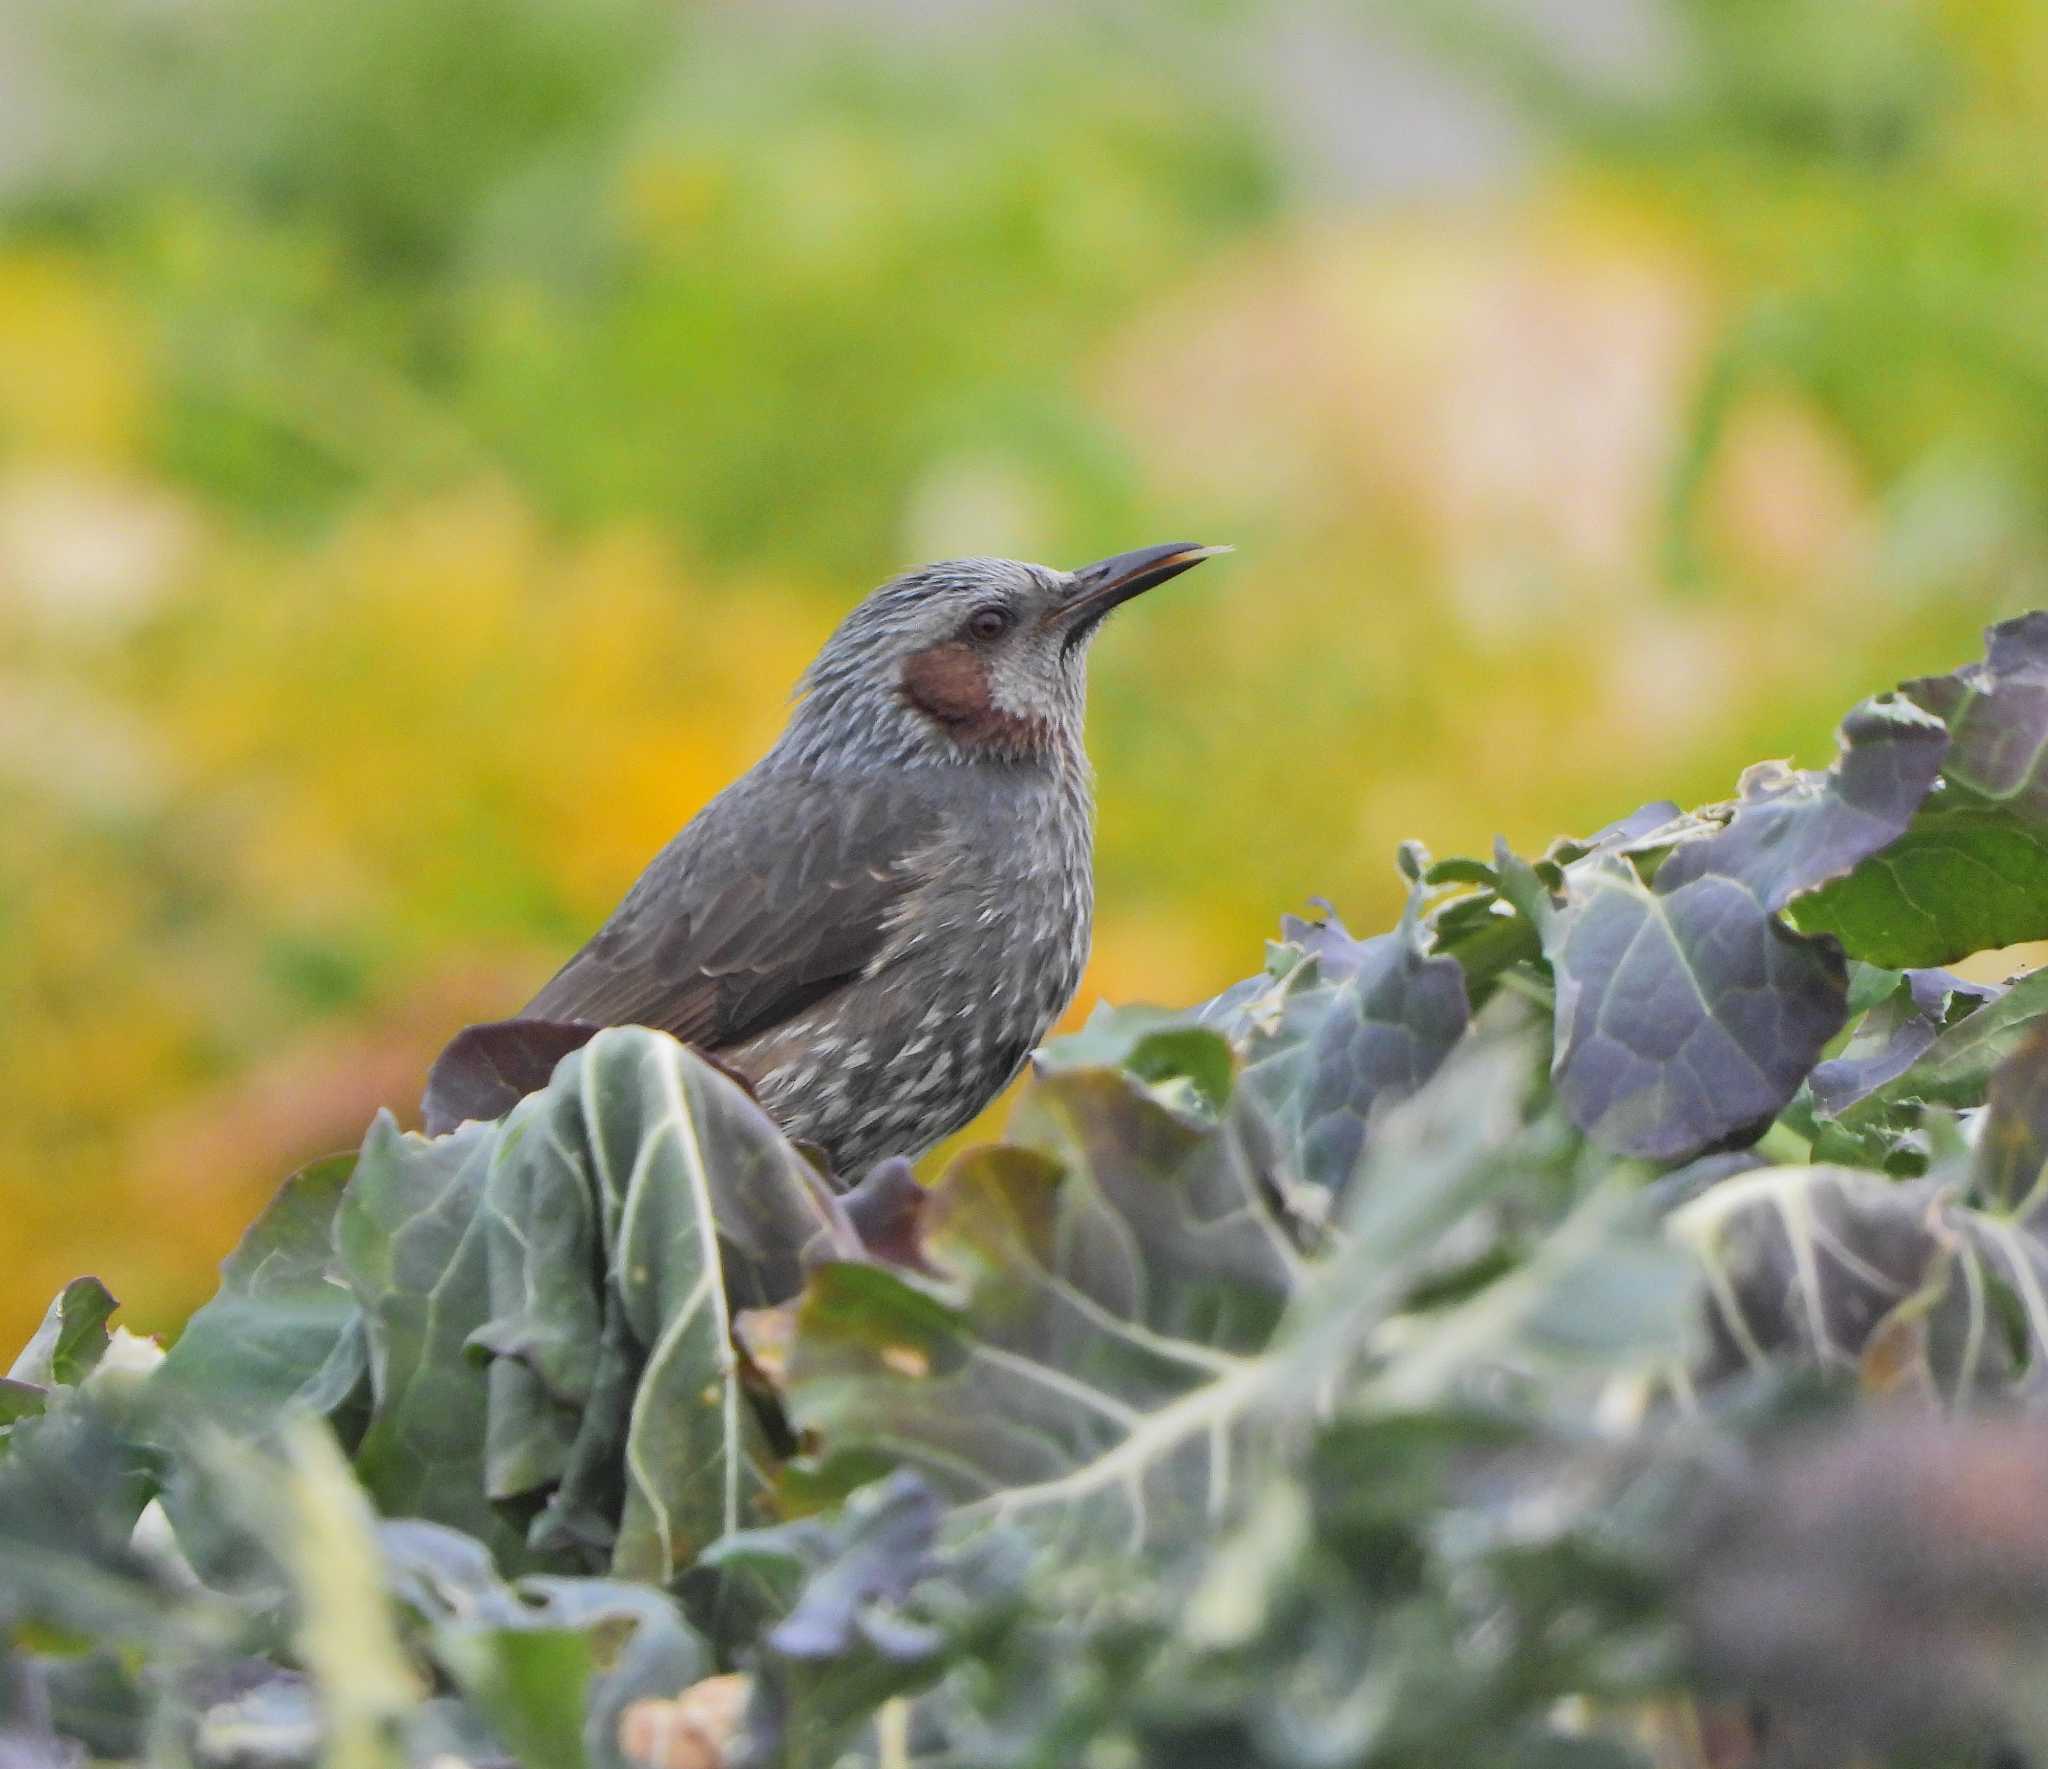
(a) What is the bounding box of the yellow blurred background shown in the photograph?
[4,0,2046,1348]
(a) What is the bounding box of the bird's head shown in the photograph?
[782,543,1228,768]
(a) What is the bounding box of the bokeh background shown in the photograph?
[4,0,2045,1348]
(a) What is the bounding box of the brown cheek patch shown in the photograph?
[900,642,1051,751]
[901,641,991,727]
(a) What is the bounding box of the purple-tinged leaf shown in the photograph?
[757,1472,941,1663]
[1278,900,1373,981]
[1681,1414,2048,1753]
[421,1017,602,1136]
[1822,968,2048,1154]
[1543,800,1686,871]
[1671,1167,1969,1387]
[703,1471,996,1769]
[837,1158,929,1271]
[1551,860,1848,1160]
[1289,904,1470,1195]
[1548,696,1948,1160]
[1809,969,2001,1120]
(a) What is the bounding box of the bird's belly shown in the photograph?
[738,882,1088,1179]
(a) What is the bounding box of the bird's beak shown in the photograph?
[1053,541,1231,637]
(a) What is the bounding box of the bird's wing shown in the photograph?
[522,772,947,1051]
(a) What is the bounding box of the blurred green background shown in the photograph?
[3,0,2045,1348]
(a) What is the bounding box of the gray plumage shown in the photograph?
[492,542,1224,1175]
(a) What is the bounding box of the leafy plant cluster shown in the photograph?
[9,0,2045,1358]
[11,616,2048,1768]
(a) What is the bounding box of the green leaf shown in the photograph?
[755,1028,1689,1766]
[780,1025,1681,1567]
[1975,1029,2048,1214]
[1794,613,2048,966]
[328,1028,848,1579]
[1036,1006,1236,1116]
[147,1153,360,1440]
[335,1113,519,1558]
[0,1378,48,1432]
[8,1278,119,1392]
[260,1418,421,1769]
[435,1626,596,1769]
[0,1402,216,1651]
[783,1066,1305,1549]
[379,1517,708,1769]
[471,1027,849,1579]
[1292,1019,1695,1402]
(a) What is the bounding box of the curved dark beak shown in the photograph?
[1054,541,1230,640]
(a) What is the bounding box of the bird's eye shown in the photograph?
[966,605,1013,642]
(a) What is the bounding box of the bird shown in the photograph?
[423,542,1229,1176]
